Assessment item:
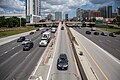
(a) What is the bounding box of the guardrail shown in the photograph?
[66,26,88,80]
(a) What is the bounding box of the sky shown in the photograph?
[0,0,119,18]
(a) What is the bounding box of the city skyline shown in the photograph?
[0,0,118,18]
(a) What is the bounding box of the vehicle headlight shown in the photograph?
[58,64,61,67]
[63,65,68,67]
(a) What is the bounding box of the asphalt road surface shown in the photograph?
[73,27,120,60]
[71,28,120,80]
[0,29,51,80]
[48,25,80,80]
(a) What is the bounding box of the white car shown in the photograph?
[51,28,56,33]
[39,40,48,47]
[91,27,96,31]
[22,39,31,45]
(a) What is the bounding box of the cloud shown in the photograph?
[0,0,116,18]
[0,0,25,12]
[89,0,114,4]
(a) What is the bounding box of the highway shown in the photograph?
[0,28,49,80]
[70,28,120,80]
[45,23,80,80]
[73,27,120,60]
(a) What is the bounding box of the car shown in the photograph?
[101,32,107,36]
[57,54,68,70]
[23,42,34,51]
[86,31,91,34]
[91,27,96,31]
[109,33,116,37]
[51,27,56,33]
[17,36,25,42]
[36,28,40,31]
[29,32,34,35]
[22,39,31,45]
[39,39,48,47]
[94,32,99,35]
[61,27,64,30]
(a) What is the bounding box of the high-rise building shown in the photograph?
[65,14,68,21]
[76,8,83,20]
[98,6,112,18]
[117,7,120,16]
[26,0,41,23]
[55,12,62,21]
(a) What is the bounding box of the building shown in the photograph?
[0,14,24,18]
[26,0,41,23]
[76,8,83,20]
[46,13,53,21]
[89,10,101,18]
[98,6,112,18]
[117,7,120,16]
[55,12,62,21]
[65,14,68,21]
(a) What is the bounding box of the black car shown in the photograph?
[61,27,64,30]
[36,28,40,31]
[101,32,107,36]
[109,33,116,37]
[23,41,34,51]
[86,31,91,34]
[94,32,99,35]
[17,36,25,42]
[29,32,34,35]
[57,54,68,70]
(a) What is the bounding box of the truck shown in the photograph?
[41,31,51,42]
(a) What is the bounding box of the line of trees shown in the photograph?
[0,16,26,28]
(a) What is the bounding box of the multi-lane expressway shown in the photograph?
[0,28,47,80]
[70,27,120,80]
[0,22,120,80]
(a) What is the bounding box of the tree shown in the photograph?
[116,16,120,26]
[0,16,6,27]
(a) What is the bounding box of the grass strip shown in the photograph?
[0,27,36,37]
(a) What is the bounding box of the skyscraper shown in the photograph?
[76,8,83,20]
[55,12,62,21]
[26,0,41,23]
[65,14,68,21]
[98,6,112,18]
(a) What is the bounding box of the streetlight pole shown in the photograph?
[20,17,21,27]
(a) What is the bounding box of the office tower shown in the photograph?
[76,8,83,20]
[26,0,41,23]
[55,12,62,21]
[98,6,112,18]
[65,14,68,21]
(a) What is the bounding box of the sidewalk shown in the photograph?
[0,30,35,46]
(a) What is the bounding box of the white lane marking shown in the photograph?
[11,52,19,58]
[46,22,61,80]
[99,40,103,43]
[71,28,120,65]
[0,50,21,67]
[115,39,119,42]
[106,39,111,42]
[116,49,120,52]
[12,42,16,45]
[5,51,8,54]
[0,44,21,57]
[12,47,15,49]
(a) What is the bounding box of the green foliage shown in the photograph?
[116,16,120,26]
[90,18,96,22]
[0,16,26,27]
